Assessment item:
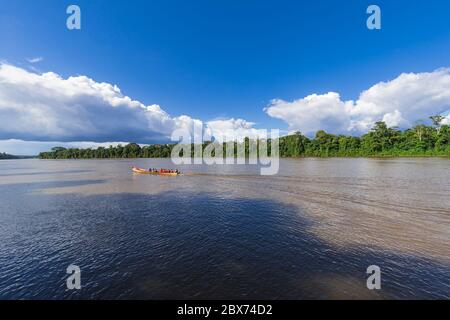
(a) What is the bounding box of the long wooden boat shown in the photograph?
[132,167,179,176]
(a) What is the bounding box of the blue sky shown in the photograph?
[1,0,450,154]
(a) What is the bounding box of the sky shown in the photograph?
[1,0,450,154]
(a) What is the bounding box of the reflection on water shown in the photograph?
[0,158,449,299]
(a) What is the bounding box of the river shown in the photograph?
[0,158,449,299]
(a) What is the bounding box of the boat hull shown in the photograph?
[132,167,179,176]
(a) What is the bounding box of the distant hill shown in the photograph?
[0,152,35,160]
[0,152,17,159]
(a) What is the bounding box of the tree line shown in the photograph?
[39,118,450,159]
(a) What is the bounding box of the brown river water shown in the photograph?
[0,158,449,299]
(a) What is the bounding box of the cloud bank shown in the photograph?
[0,63,186,143]
[266,69,450,136]
[0,64,262,143]
[0,63,261,150]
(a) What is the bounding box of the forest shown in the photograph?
[38,119,450,159]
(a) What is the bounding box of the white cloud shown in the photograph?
[0,63,202,143]
[266,92,354,136]
[441,114,450,126]
[26,57,43,63]
[266,69,450,136]
[205,118,268,142]
[382,110,407,128]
